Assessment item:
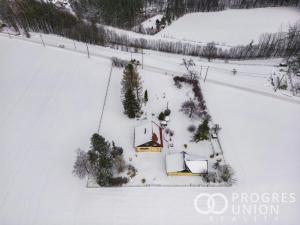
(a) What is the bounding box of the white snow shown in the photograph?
[158,7,300,45]
[166,152,185,173]
[1,31,300,224]
[184,153,208,174]
[140,14,163,29]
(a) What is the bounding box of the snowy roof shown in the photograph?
[166,152,185,173]
[134,121,162,147]
[184,153,208,174]
[166,152,208,174]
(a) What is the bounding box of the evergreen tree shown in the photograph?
[123,88,140,118]
[88,133,113,186]
[193,119,210,142]
[144,90,148,102]
[121,62,142,102]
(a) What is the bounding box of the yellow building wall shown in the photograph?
[167,172,200,176]
[136,147,162,152]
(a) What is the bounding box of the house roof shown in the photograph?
[166,152,185,173]
[134,121,162,147]
[166,151,208,174]
[184,153,208,174]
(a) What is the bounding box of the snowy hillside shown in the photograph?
[1,33,300,224]
[158,7,300,45]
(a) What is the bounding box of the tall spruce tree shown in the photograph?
[121,61,142,118]
[121,62,142,102]
[123,88,140,118]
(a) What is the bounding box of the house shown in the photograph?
[134,121,163,152]
[166,151,208,176]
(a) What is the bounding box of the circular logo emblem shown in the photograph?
[194,193,228,215]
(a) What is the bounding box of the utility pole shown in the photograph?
[200,65,203,77]
[73,40,77,50]
[8,32,11,39]
[204,66,210,82]
[274,74,285,92]
[40,34,45,47]
[141,48,144,69]
[86,43,90,58]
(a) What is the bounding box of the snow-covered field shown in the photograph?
[158,7,300,45]
[1,33,300,225]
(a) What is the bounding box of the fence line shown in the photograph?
[87,181,231,188]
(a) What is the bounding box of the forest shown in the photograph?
[0,0,299,60]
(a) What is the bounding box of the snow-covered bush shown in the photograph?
[202,172,219,183]
[113,155,126,173]
[188,125,196,133]
[111,57,129,68]
[218,164,235,185]
[127,165,137,178]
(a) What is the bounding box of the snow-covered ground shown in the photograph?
[1,34,300,224]
[140,14,163,30]
[158,7,300,45]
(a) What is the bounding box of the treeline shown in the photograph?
[0,0,106,44]
[106,23,300,59]
[68,0,300,29]
[70,0,145,29]
[1,0,299,60]
[164,0,300,20]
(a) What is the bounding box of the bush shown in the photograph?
[113,155,126,173]
[111,146,123,158]
[218,164,235,184]
[158,112,165,121]
[169,130,174,136]
[188,125,196,133]
[127,165,137,178]
[164,109,171,116]
[111,177,129,186]
[202,173,218,183]
[112,57,129,67]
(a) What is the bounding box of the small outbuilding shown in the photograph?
[134,121,163,152]
[166,151,208,176]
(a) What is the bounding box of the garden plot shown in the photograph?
[158,7,300,45]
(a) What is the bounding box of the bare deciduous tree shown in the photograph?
[181,99,204,119]
[73,149,92,179]
[181,58,195,71]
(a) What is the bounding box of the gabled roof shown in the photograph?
[166,151,208,174]
[134,121,162,147]
[166,152,185,173]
